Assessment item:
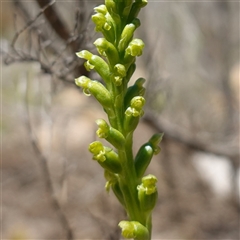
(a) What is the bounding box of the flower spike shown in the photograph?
[75,1,162,239]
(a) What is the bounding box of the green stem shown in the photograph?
[118,148,145,224]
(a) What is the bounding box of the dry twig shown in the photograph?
[24,74,74,240]
[143,112,239,161]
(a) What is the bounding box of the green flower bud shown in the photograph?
[125,96,145,117]
[89,141,106,162]
[134,144,154,178]
[126,39,145,57]
[122,0,133,20]
[92,6,115,42]
[124,96,145,134]
[76,50,92,60]
[128,0,148,23]
[105,0,121,27]
[118,19,141,53]
[75,76,112,109]
[105,0,117,16]
[89,142,121,173]
[134,133,163,178]
[92,13,108,32]
[84,61,94,71]
[124,78,146,109]
[123,39,145,67]
[118,221,149,240]
[113,64,126,86]
[96,119,110,138]
[94,38,119,66]
[141,174,157,194]
[123,114,139,135]
[137,174,158,213]
[101,147,121,173]
[94,4,107,15]
[96,119,125,149]
[76,50,111,85]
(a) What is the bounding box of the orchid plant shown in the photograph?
[75,1,163,239]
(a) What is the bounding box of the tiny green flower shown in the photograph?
[124,96,145,134]
[75,75,91,96]
[125,96,145,117]
[118,18,141,53]
[131,96,145,111]
[113,64,126,86]
[94,38,119,66]
[123,39,145,68]
[141,174,157,195]
[89,142,121,173]
[89,141,106,162]
[95,119,125,149]
[94,4,108,15]
[137,174,158,213]
[75,76,112,108]
[118,221,149,240]
[124,77,146,109]
[76,50,93,60]
[96,119,110,138]
[92,13,111,32]
[126,39,145,57]
[76,50,111,85]
[84,61,94,71]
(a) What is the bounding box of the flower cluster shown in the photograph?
[75,1,163,239]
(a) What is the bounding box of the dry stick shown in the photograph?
[143,112,239,160]
[11,0,55,50]
[24,75,74,240]
[35,0,76,50]
[35,0,89,77]
[9,0,88,81]
[13,0,59,55]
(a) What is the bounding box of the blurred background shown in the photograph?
[1,0,239,239]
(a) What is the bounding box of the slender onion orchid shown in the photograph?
[75,1,163,239]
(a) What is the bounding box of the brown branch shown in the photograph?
[35,0,78,52]
[34,0,89,77]
[143,112,239,161]
[13,0,59,55]
[24,75,74,240]
[11,0,55,50]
